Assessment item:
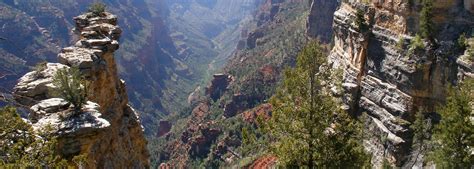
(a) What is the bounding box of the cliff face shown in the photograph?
[13,12,149,168]
[307,0,340,43]
[328,0,473,167]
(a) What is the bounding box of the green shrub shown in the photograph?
[397,36,405,50]
[457,33,468,50]
[33,61,47,77]
[52,67,88,112]
[88,2,106,16]
[410,35,425,49]
[468,50,474,62]
[355,9,369,32]
[0,106,67,167]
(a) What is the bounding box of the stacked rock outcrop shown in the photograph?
[13,12,149,168]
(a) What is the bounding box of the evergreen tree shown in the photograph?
[0,106,67,167]
[266,41,369,168]
[355,9,369,32]
[429,80,474,168]
[242,127,256,146]
[410,110,431,167]
[241,127,257,155]
[52,67,88,113]
[419,0,434,41]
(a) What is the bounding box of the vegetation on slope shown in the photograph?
[265,41,370,167]
[0,107,66,167]
[148,2,310,167]
[429,79,474,168]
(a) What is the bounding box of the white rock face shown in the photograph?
[328,1,473,167]
[58,47,101,69]
[14,63,68,106]
[31,99,110,135]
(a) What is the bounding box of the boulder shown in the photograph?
[13,63,69,106]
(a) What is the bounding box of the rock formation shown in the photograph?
[157,120,172,138]
[327,0,473,167]
[13,12,149,168]
[307,0,340,43]
[160,102,223,166]
[206,74,233,101]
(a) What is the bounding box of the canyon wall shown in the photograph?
[327,0,473,167]
[307,0,340,43]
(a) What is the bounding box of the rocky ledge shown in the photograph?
[13,12,149,168]
[327,0,473,167]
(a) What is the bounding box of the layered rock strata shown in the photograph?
[13,12,149,168]
[327,0,473,167]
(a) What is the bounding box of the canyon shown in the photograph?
[0,0,473,168]
[0,0,259,133]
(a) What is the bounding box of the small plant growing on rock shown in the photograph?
[0,107,67,167]
[468,49,474,62]
[408,35,425,54]
[397,36,405,50]
[72,153,89,168]
[457,33,468,50]
[355,9,369,32]
[52,67,88,113]
[88,2,106,16]
[33,61,48,77]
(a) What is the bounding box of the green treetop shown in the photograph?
[429,79,474,168]
[0,106,66,167]
[52,67,88,113]
[419,0,435,41]
[266,41,369,168]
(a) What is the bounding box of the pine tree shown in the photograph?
[429,79,474,168]
[0,106,67,167]
[355,9,369,32]
[410,110,431,167]
[266,41,369,168]
[419,0,434,41]
[52,67,88,113]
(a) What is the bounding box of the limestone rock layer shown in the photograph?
[328,0,473,167]
[13,12,149,168]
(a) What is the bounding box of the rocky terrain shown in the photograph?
[152,0,312,167]
[0,0,259,133]
[155,0,474,167]
[328,0,473,167]
[12,12,149,168]
[2,0,473,167]
[0,0,180,131]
